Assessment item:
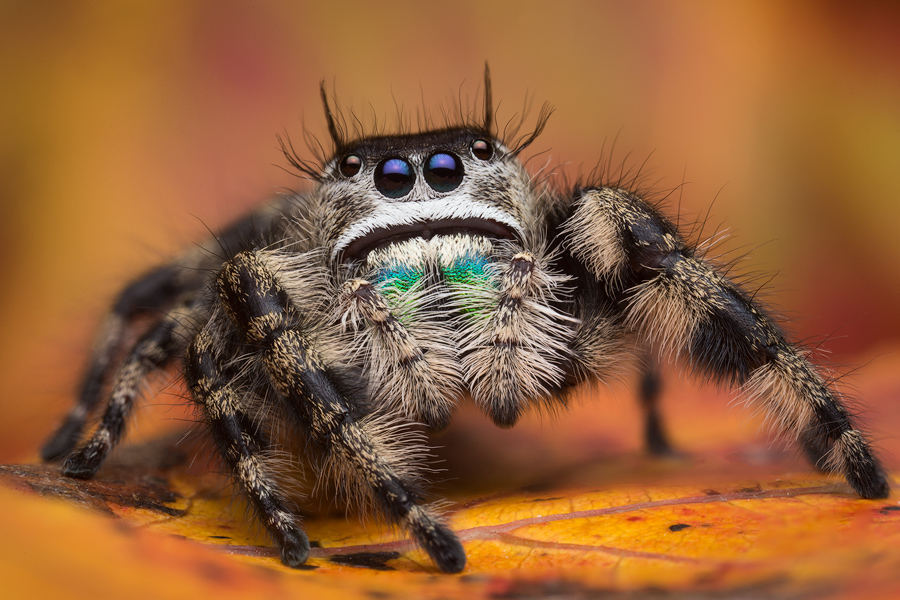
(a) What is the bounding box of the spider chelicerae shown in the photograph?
[42,69,889,573]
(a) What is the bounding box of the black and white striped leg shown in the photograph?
[185,327,310,567]
[41,314,126,462]
[42,265,185,462]
[215,251,466,572]
[62,302,195,478]
[566,187,890,499]
[43,205,289,462]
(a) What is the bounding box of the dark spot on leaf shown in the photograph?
[329,551,400,571]
[879,505,900,515]
[129,493,185,516]
[703,489,721,496]
[309,540,321,548]
[669,523,691,532]
[526,497,563,503]
[208,535,230,539]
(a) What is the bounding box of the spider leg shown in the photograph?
[338,279,462,430]
[185,322,310,567]
[565,187,889,499]
[214,250,466,573]
[637,351,675,456]
[459,252,575,427]
[41,264,187,461]
[62,301,199,478]
[43,204,291,462]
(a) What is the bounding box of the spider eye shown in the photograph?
[424,152,463,193]
[339,154,362,177]
[374,158,414,198]
[471,139,493,161]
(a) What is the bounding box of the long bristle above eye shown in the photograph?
[277,132,326,181]
[320,81,344,149]
[301,72,546,158]
[510,102,553,157]
[483,62,493,133]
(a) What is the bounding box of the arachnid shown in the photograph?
[42,69,889,573]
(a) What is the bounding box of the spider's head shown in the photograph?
[317,128,536,264]
[293,66,548,266]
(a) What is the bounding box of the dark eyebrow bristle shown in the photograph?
[320,81,344,148]
[483,62,494,133]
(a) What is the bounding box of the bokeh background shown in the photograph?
[2,1,900,464]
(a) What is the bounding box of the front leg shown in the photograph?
[185,322,311,567]
[564,187,889,499]
[216,250,466,573]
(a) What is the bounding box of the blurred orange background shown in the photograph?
[2,1,900,463]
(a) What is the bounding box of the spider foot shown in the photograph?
[278,529,312,568]
[408,508,466,573]
[62,445,103,479]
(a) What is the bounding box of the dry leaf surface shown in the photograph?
[4,354,900,600]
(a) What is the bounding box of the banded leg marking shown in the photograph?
[43,265,184,462]
[185,327,310,567]
[568,187,889,499]
[217,251,466,572]
[63,304,194,478]
[43,204,291,462]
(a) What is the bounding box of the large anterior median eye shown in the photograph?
[424,152,463,192]
[374,158,414,198]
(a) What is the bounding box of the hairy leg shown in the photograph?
[338,278,462,429]
[43,202,293,461]
[185,321,310,567]
[565,187,889,498]
[214,250,466,572]
[63,301,198,477]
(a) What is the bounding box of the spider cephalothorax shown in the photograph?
[42,69,889,574]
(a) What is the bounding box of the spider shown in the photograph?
[42,69,889,573]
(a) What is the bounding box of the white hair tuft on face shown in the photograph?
[331,197,525,260]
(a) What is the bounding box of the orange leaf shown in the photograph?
[4,354,900,600]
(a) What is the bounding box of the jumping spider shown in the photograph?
[42,70,889,573]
